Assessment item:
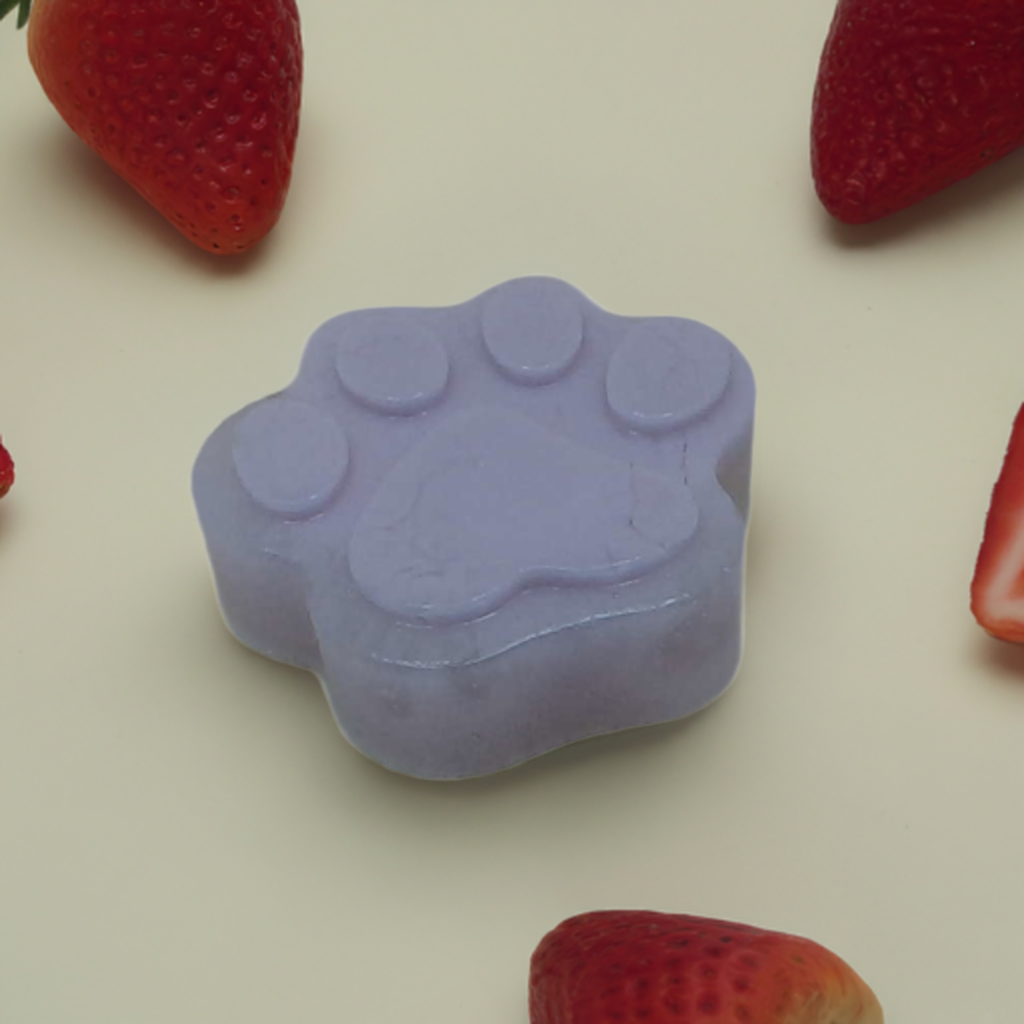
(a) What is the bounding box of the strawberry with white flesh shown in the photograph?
[530,910,884,1024]
[1,0,302,255]
[972,404,1024,641]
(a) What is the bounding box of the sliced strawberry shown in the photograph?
[971,404,1024,641]
[0,437,13,499]
[811,0,1024,224]
[530,910,883,1024]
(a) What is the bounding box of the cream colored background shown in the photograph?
[3,1,1024,1021]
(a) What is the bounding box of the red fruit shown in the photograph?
[0,438,14,499]
[4,0,301,254]
[530,910,883,1024]
[811,0,1024,224]
[971,404,1024,641]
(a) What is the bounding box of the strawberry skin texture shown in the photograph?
[0,438,13,499]
[26,0,302,254]
[530,911,883,1024]
[811,0,1024,224]
[971,404,1024,641]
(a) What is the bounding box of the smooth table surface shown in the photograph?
[3,2,1024,1021]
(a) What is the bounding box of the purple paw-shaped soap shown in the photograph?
[193,278,755,779]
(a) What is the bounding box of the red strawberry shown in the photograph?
[530,910,883,1024]
[971,404,1024,641]
[2,0,301,254]
[811,0,1024,224]
[0,437,14,499]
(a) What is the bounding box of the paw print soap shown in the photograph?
[192,278,755,779]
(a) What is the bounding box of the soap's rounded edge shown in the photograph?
[712,340,757,522]
[192,405,324,675]
[317,660,746,782]
[311,580,748,781]
[475,274,591,304]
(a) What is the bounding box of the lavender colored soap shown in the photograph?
[193,278,755,779]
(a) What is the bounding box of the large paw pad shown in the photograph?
[193,278,755,779]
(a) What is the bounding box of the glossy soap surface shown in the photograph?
[193,277,755,778]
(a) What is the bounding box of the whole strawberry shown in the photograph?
[0,437,14,499]
[811,0,1024,224]
[2,0,301,254]
[530,910,884,1024]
